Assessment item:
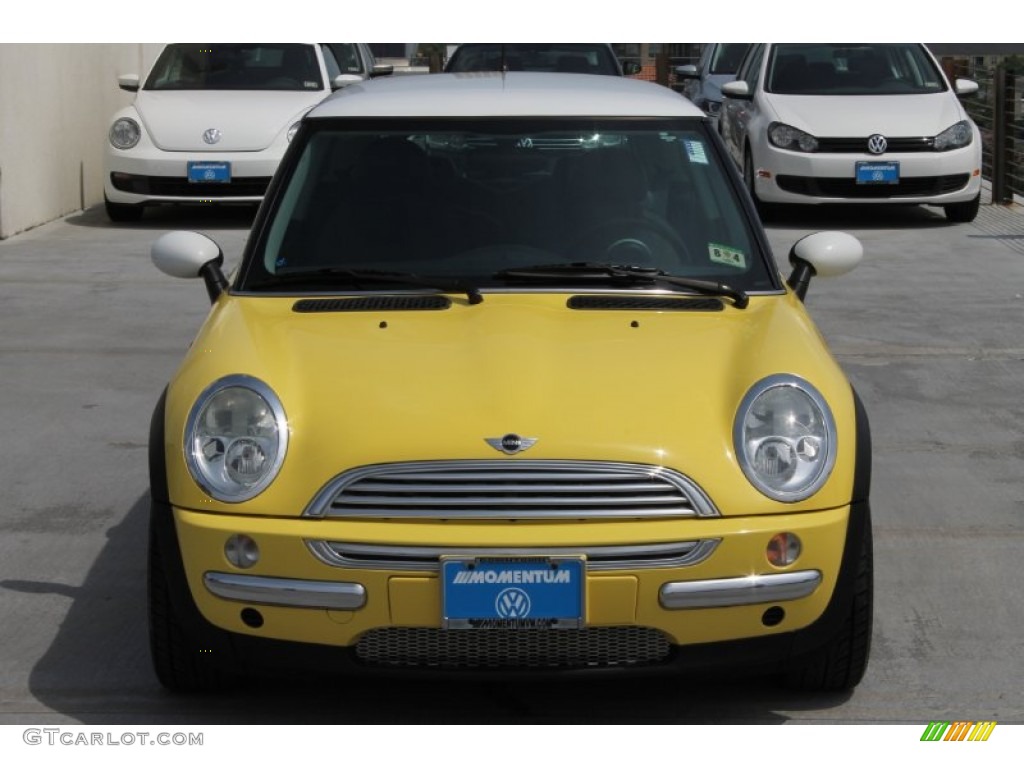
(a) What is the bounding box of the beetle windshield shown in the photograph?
[145,44,323,91]
[766,43,947,96]
[445,44,621,75]
[243,118,776,293]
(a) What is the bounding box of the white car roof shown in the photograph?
[309,72,704,119]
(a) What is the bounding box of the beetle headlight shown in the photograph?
[109,117,141,150]
[768,122,818,152]
[185,375,288,502]
[734,375,836,502]
[933,120,973,151]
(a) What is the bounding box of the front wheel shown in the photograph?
[943,193,980,223]
[105,195,144,223]
[148,509,233,693]
[784,516,873,692]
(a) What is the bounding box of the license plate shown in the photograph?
[855,161,899,185]
[441,556,585,629]
[187,161,231,184]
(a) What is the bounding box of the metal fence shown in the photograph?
[946,57,1024,202]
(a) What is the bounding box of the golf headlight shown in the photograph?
[109,117,141,150]
[734,375,836,501]
[933,120,973,151]
[768,122,818,152]
[185,375,288,502]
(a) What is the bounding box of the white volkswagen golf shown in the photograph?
[103,43,389,222]
[719,43,982,222]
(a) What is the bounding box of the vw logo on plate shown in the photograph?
[202,128,222,145]
[867,134,888,155]
[495,588,531,618]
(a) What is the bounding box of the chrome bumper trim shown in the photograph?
[659,570,822,609]
[306,539,720,572]
[203,572,366,610]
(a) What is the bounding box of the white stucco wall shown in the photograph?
[0,43,163,238]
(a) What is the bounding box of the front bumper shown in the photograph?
[172,504,852,652]
[752,141,982,205]
[104,147,282,205]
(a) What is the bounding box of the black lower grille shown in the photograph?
[776,174,970,199]
[110,173,271,198]
[355,627,673,670]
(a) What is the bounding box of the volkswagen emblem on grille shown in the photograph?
[867,134,888,155]
[485,434,538,455]
[495,588,531,618]
[202,128,222,145]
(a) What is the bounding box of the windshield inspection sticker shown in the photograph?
[683,139,709,165]
[709,243,746,269]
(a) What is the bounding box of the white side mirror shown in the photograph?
[791,231,863,277]
[117,74,140,93]
[955,78,979,96]
[331,74,365,90]
[721,80,751,99]
[152,231,228,302]
[152,231,222,278]
[787,231,862,299]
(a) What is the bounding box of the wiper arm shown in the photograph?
[248,268,483,305]
[495,263,749,309]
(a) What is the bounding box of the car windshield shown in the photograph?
[766,43,947,96]
[241,118,776,294]
[708,44,750,75]
[144,44,323,91]
[445,44,621,76]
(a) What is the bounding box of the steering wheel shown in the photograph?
[569,216,691,266]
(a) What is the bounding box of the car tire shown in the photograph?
[148,509,232,693]
[104,195,144,223]
[943,193,981,223]
[783,515,873,692]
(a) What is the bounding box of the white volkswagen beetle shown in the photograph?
[103,43,391,222]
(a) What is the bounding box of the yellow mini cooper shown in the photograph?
[148,72,872,692]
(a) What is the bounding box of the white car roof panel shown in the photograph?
[309,72,704,119]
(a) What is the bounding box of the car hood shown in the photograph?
[764,91,966,136]
[165,292,857,517]
[135,90,324,151]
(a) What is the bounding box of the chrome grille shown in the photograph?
[304,461,719,520]
[307,539,720,572]
[355,627,673,669]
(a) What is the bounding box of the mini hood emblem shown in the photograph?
[867,134,887,155]
[485,434,538,455]
[203,128,222,145]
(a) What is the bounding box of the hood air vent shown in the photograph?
[567,296,724,311]
[293,296,452,313]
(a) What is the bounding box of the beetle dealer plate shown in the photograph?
[187,161,231,183]
[441,556,585,629]
[855,161,899,185]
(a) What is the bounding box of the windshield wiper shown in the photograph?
[495,263,749,309]
[247,268,483,305]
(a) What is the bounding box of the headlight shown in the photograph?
[184,375,288,502]
[933,120,973,151]
[109,117,141,150]
[734,375,836,502]
[768,122,818,152]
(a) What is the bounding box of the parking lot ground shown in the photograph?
[0,200,1022,724]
